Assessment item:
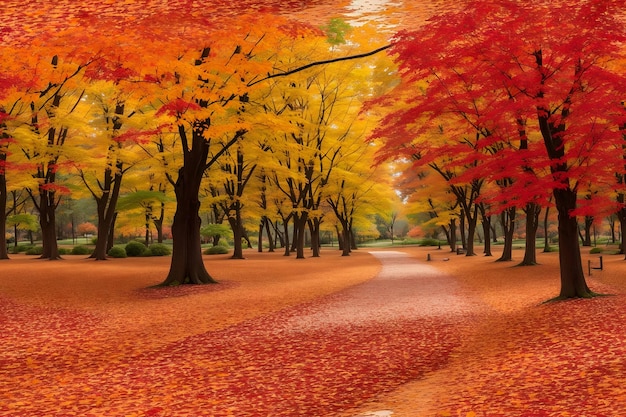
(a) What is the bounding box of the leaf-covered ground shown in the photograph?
[347,247,626,417]
[1,247,626,416]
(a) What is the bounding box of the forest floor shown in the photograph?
[1,245,625,416]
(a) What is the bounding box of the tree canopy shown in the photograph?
[370,0,626,298]
[2,0,626,299]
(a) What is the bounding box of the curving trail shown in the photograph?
[277,251,480,332]
[1,250,477,416]
[6,249,626,416]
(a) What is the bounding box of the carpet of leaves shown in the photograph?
[0,251,472,416]
[346,248,626,417]
[4,249,626,416]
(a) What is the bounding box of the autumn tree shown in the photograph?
[263,25,390,259]
[0,111,14,259]
[144,16,313,284]
[397,165,460,251]
[207,141,263,259]
[253,168,281,252]
[7,43,94,260]
[374,0,626,298]
[74,78,155,259]
[326,147,393,256]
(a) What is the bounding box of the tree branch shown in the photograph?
[247,44,392,87]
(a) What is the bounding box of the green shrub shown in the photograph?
[10,244,32,254]
[108,246,127,258]
[148,243,171,256]
[125,241,147,257]
[590,247,603,254]
[25,246,43,255]
[71,245,92,255]
[204,245,229,255]
[91,237,98,245]
[418,238,442,247]
[58,248,70,255]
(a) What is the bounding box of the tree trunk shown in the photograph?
[0,163,8,260]
[90,169,123,260]
[618,207,626,259]
[464,205,478,256]
[228,201,244,259]
[154,202,165,243]
[481,212,492,256]
[350,227,358,250]
[608,215,616,244]
[309,217,321,258]
[290,217,298,253]
[543,204,552,252]
[161,134,215,285]
[491,223,498,242]
[441,224,451,250]
[340,220,351,256]
[107,212,117,253]
[293,212,308,259]
[265,219,275,252]
[38,187,61,260]
[144,206,151,246]
[242,228,252,249]
[258,217,265,253]
[282,220,291,256]
[581,216,593,246]
[459,210,467,250]
[497,207,516,262]
[92,205,110,260]
[554,188,592,298]
[448,218,457,252]
[336,225,344,251]
[519,202,540,266]
[274,221,285,249]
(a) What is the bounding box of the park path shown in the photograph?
[118,250,485,416]
[274,250,481,332]
[1,250,486,417]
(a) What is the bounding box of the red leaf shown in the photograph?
[155,99,201,117]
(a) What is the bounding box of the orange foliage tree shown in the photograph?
[1,1,392,282]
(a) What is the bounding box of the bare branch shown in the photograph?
[247,44,391,87]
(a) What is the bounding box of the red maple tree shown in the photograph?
[372,0,626,298]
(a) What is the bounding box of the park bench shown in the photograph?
[587,256,603,276]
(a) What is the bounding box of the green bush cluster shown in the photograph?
[418,238,442,247]
[125,241,148,257]
[107,246,127,258]
[71,245,92,255]
[9,244,32,254]
[148,243,171,256]
[204,245,229,255]
[25,246,43,255]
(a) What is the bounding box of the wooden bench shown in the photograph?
[588,256,603,275]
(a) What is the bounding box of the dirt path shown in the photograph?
[3,247,626,416]
[349,247,626,417]
[276,251,482,332]
[0,250,478,416]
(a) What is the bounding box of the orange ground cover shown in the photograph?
[348,247,626,417]
[0,250,382,416]
[1,246,625,416]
